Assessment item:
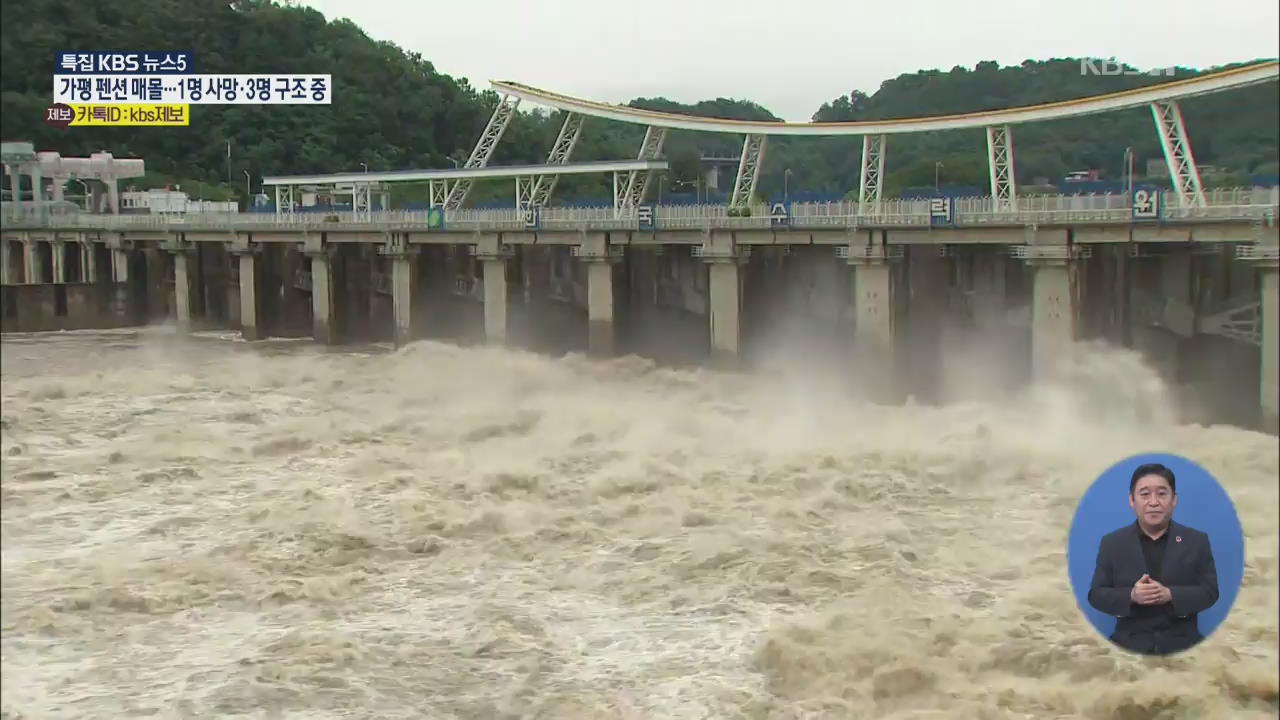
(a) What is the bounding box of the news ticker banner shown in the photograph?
[54,75,332,104]
[46,51,331,128]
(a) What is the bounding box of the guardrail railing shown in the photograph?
[2,188,1276,233]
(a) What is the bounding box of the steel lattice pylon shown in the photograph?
[352,182,371,222]
[529,112,585,207]
[1151,100,1206,208]
[986,125,1017,213]
[611,171,629,214]
[729,134,767,210]
[444,94,521,210]
[615,127,668,209]
[274,185,294,215]
[428,179,449,208]
[515,176,536,212]
[858,135,886,216]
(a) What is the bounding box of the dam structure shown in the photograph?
[2,62,1278,432]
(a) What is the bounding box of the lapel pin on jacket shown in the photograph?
[1175,536,1182,542]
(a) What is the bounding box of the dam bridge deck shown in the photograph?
[2,189,1278,239]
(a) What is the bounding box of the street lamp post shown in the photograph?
[243,170,251,203]
[935,161,944,192]
[71,178,91,211]
[1123,147,1134,197]
[784,168,792,204]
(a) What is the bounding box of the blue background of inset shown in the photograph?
[1066,452,1244,643]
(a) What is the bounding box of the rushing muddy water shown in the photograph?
[1,328,1276,719]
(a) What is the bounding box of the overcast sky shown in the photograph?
[300,0,1278,121]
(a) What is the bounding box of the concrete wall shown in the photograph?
[142,248,172,323]
[0,282,133,332]
[622,247,709,367]
[509,245,589,355]
[413,245,483,344]
[741,246,853,385]
[331,243,392,344]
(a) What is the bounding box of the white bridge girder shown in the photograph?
[490,63,1279,136]
[858,135,886,216]
[529,112,585,207]
[730,134,767,210]
[617,126,667,209]
[986,125,1017,213]
[444,94,520,210]
[1151,99,1206,208]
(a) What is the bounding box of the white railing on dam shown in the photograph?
[2,188,1276,233]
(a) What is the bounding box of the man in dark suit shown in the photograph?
[1087,462,1219,655]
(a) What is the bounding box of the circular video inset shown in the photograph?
[1066,453,1244,656]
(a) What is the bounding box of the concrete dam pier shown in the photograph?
[1,225,1277,433]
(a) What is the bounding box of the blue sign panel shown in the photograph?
[522,206,541,230]
[1132,189,1161,220]
[769,201,791,228]
[929,196,954,225]
[427,207,446,230]
[637,204,655,231]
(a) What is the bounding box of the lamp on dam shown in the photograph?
[1123,147,1135,196]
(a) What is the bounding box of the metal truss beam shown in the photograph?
[529,112,585,207]
[986,125,1017,213]
[444,94,520,210]
[1151,100,1206,208]
[274,184,294,215]
[428,179,450,209]
[515,176,536,212]
[857,134,886,216]
[612,171,628,214]
[618,127,668,209]
[729,134,767,210]
[352,182,371,222]
[1198,299,1261,346]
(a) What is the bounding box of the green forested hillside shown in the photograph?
[802,60,1279,196]
[1,0,1276,204]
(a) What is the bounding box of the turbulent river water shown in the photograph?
[1,327,1276,719]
